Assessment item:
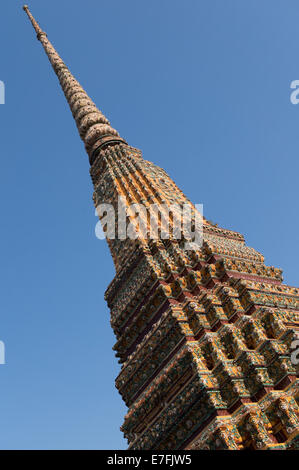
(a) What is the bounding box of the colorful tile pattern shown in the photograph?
[24,6,299,450]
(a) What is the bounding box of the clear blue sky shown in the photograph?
[0,0,298,450]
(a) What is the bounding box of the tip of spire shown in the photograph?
[23,4,47,40]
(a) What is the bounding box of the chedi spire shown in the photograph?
[23,5,126,163]
[23,5,299,452]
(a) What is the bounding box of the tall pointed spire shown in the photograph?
[23,5,126,164]
[23,6,299,452]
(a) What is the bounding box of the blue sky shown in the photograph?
[0,0,298,450]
